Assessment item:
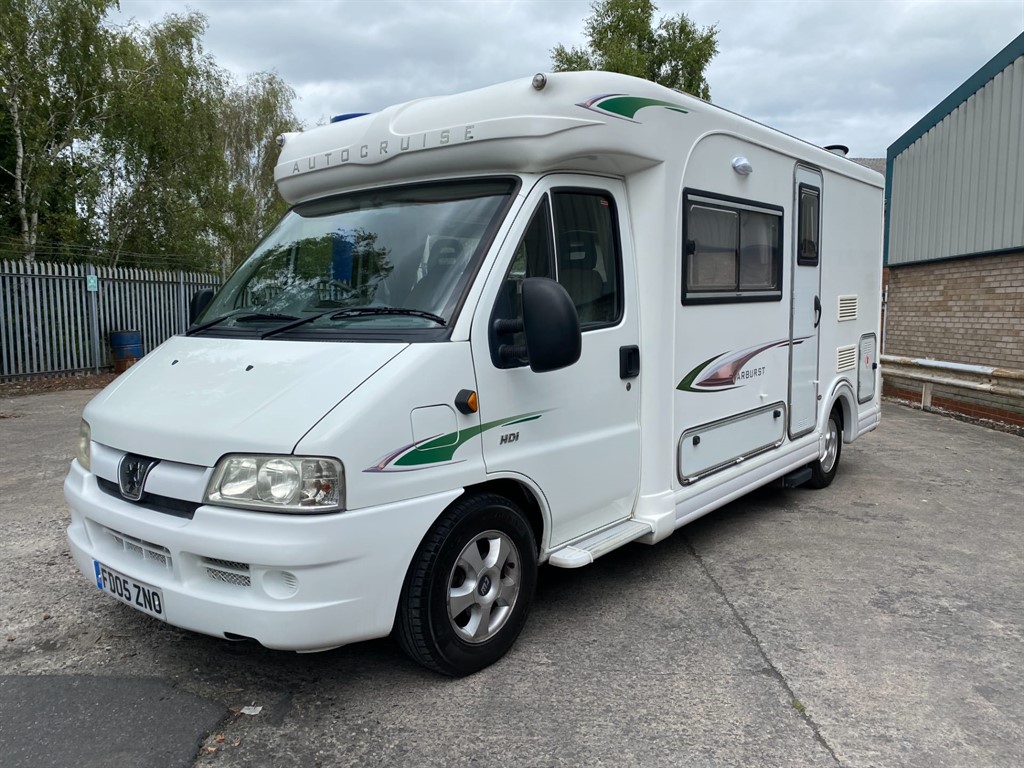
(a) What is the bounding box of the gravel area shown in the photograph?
[0,373,117,399]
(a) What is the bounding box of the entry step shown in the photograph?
[784,466,813,488]
[548,519,653,568]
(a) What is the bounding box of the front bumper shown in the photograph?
[65,461,458,651]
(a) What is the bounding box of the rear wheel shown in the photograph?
[806,408,842,489]
[396,493,537,676]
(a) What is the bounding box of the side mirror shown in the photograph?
[521,277,581,373]
[189,288,215,325]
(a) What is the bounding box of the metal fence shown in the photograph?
[1,260,220,380]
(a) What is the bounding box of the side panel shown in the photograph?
[674,135,794,494]
[817,170,884,431]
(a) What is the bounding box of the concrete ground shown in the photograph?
[0,390,1021,767]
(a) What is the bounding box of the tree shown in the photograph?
[216,72,299,276]
[85,12,228,269]
[0,0,119,261]
[551,0,719,100]
[1,3,300,271]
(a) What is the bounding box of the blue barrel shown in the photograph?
[110,330,143,372]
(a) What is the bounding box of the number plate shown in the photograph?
[93,561,166,621]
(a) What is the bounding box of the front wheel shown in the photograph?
[806,408,842,489]
[396,493,538,676]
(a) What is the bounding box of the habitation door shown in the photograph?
[789,166,823,438]
[471,175,641,548]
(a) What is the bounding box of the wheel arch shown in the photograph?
[824,378,856,443]
[462,475,548,556]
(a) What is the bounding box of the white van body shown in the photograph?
[65,72,882,675]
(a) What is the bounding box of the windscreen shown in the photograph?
[196,179,516,337]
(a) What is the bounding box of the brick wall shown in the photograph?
[882,251,1024,428]
[885,252,1024,370]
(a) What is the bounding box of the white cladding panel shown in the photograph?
[889,55,1024,264]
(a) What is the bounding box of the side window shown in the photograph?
[683,191,783,304]
[552,191,622,327]
[797,185,820,266]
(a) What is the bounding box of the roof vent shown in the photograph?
[824,144,849,157]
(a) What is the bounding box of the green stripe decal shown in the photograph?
[393,412,543,467]
[593,96,688,120]
[500,414,543,427]
[677,353,723,392]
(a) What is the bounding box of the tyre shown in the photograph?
[806,408,842,489]
[396,493,538,676]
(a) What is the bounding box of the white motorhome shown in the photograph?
[65,72,883,676]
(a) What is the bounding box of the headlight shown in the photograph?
[77,420,91,471]
[205,455,344,513]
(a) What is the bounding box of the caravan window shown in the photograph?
[797,185,820,266]
[682,191,783,304]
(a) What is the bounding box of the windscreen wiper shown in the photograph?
[259,306,446,339]
[186,311,299,336]
[330,307,447,325]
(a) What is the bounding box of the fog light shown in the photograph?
[263,569,299,599]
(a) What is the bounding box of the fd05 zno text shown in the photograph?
[66,71,882,676]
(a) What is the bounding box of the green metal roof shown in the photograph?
[887,30,1024,160]
[884,30,1024,265]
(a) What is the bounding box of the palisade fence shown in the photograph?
[1,260,221,380]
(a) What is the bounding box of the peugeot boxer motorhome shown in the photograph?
[66,71,883,675]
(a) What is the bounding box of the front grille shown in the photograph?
[97,477,199,519]
[104,527,173,569]
[201,557,251,588]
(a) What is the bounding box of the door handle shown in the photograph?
[619,345,640,379]
[813,296,821,328]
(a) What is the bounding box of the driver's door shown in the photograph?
[470,176,641,548]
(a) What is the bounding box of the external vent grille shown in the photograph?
[838,295,858,321]
[837,345,857,372]
[201,557,251,588]
[104,528,173,569]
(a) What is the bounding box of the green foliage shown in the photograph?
[0,0,298,270]
[217,72,299,276]
[0,0,120,255]
[551,0,719,100]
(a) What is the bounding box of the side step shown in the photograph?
[548,519,653,568]
[784,466,813,488]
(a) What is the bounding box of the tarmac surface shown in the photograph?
[0,390,1021,767]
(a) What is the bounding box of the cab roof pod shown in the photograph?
[273,71,881,205]
[273,72,672,203]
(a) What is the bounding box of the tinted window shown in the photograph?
[552,191,622,327]
[683,191,783,304]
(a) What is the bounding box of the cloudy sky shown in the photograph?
[111,0,1024,158]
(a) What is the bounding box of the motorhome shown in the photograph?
[66,71,883,676]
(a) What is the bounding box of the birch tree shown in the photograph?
[0,0,118,261]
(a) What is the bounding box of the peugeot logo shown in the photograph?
[117,454,159,501]
[477,575,492,597]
